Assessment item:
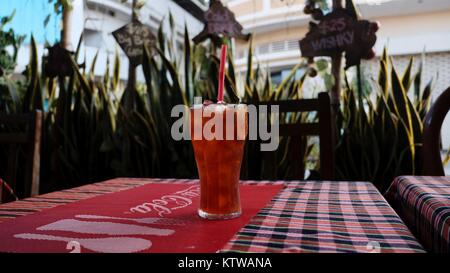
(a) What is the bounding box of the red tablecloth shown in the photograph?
[385,176,450,253]
[0,181,281,253]
[0,178,424,253]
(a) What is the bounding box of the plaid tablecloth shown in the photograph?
[385,176,450,253]
[0,178,424,253]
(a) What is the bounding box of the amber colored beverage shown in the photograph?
[190,103,248,220]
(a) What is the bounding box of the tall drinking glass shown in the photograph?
[190,103,248,220]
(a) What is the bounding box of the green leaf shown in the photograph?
[402,57,413,93]
[390,59,416,169]
[391,59,413,136]
[112,48,121,91]
[444,149,450,167]
[225,73,240,103]
[156,47,188,106]
[4,76,20,111]
[245,37,253,89]
[184,24,192,103]
[43,14,51,27]
[274,63,302,97]
[0,10,16,29]
[413,61,422,102]
[74,34,83,60]
[378,59,389,97]
[89,50,99,78]
[345,0,360,19]
[22,35,42,112]
[315,59,329,71]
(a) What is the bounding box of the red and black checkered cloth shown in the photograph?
[0,178,424,253]
[222,181,424,253]
[385,176,450,253]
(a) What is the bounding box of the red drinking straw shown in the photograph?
[217,44,227,103]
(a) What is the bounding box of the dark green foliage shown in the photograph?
[0,11,26,112]
[0,17,438,192]
[336,49,434,191]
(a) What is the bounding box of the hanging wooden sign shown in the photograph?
[44,43,74,78]
[299,8,378,69]
[193,0,251,44]
[112,20,156,66]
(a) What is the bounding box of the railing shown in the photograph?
[237,39,300,59]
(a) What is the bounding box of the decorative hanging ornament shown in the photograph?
[44,43,74,78]
[193,0,251,44]
[299,2,379,69]
[112,19,156,66]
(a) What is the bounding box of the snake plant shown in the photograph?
[0,17,438,193]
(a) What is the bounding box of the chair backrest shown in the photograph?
[243,92,335,180]
[0,110,42,202]
[423,87,450,176]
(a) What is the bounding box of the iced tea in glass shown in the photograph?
[190,102,248,220]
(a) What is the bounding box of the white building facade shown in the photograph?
[13,0,206,82]
[226,0,450,150]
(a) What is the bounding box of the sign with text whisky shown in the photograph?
[299,8,378,69]
[193,0,250,44]
[112,20,156,66]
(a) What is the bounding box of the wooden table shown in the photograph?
[0,178,424,253]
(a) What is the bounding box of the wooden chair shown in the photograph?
[423,87,450,176]
[0,110,42,203]
[243,92,335,180]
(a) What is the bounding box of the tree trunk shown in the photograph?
[127,0,138,89]
[331,0,343,109]
[330,0,343,151]
[61,2,72,50]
